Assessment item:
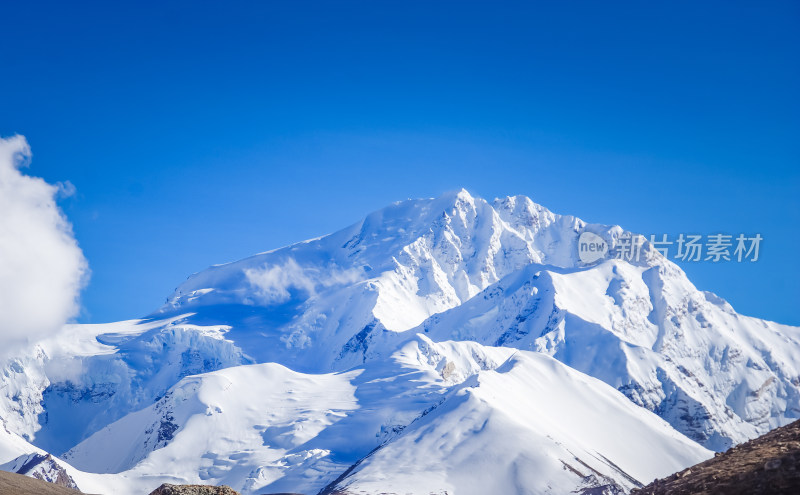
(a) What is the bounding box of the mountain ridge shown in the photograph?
[0,189,796,494]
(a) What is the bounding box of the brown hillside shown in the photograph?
[633,419,800,494]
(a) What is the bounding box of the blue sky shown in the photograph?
[1,1,798,325]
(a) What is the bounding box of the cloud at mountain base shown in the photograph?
[0,135,89,354]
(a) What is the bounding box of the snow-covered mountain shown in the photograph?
[0,189,797,494]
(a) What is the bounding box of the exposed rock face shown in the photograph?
[7,453,79,490]
[632,419,800,494]
[148,483,240,495]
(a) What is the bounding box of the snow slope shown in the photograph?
[324,350,708,495]
[0,189,795,494]
[63,363,360,494]
[415,258,800,450]
[63,337,710,495]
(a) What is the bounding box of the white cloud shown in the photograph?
[0,135,89,354]
[244,258,361,305]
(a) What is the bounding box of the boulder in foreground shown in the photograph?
[148,483,239,495]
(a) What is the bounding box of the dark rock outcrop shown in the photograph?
[148,483,240,495]
[9,453,79,490]
[633,419,800,494]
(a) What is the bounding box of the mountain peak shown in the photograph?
[1,190,798,495]
[452,187,475,201]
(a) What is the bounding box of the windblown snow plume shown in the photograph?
[0,135,88,353]
[244,258,362,305]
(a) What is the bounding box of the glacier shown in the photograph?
[0,189,797,494]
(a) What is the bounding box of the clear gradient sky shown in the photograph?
[1,1,798,325]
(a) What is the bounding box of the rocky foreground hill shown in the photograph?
[633,419,800,494]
